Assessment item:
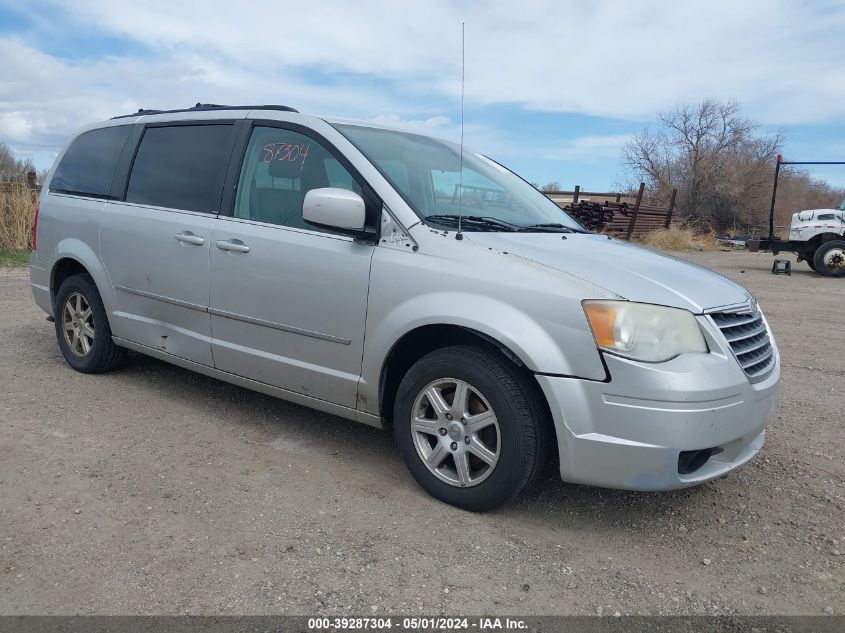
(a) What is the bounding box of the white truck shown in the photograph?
[755,198,845,277]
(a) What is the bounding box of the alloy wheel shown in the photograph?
[62,292,95,357]
[411,378,501,487]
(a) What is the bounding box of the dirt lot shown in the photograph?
[0,250,842,616]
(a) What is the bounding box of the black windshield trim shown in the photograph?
[478,154,587,232]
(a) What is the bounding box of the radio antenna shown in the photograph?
[456,21,465,240]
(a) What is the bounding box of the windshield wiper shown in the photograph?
[424,214,520,232]
[519,223,590,234]
[424,215,591,234]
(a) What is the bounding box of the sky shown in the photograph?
[1,0,844,189]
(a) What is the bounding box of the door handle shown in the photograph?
[216,239,250,253]
[175,231,205,246]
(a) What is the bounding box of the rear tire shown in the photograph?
[54,274,126,373]
[393,345,548,511]
[812,240,845,277]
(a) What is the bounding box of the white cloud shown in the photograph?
[18,0,841,122]
[0,112,33,140]
[537,134,634,162]
[0,0,842,169]
[363,114,453,133]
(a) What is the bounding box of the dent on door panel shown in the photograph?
[99,202,215,365]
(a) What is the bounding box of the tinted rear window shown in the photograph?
[50,126,132,197]
[126,125,233,213]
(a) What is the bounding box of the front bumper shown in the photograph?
[536,322,780,491]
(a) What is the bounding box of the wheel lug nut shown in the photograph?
[464,436,470,444]
[445,413,453,420]
[439,428,447,436]
[450,442,458,451]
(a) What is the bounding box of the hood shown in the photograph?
[464,232,750,313]
[793,208,842,221]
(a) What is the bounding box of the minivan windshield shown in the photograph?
[333,124,585,232]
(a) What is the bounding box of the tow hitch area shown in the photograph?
[678,447,725,476]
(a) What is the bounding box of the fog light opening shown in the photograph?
[678,447,724,476]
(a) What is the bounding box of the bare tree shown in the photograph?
[540,181,560,193]
[623,100,782,230]
[0,143,17,181]
[0,142,36,182]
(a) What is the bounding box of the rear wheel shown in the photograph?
[393,345,548,511]
[54,274,126,372]
[812,240,845,277]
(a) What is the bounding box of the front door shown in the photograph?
[209,124,377,408]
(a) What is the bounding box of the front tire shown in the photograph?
[394,345,548,511]
[54,274,126,373]
[812,240,845,277]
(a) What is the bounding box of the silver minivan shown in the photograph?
[29,104,780,510]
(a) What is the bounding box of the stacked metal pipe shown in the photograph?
[562,200,679,236]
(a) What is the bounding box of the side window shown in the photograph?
[233,126,362,230]
[126,124,233,213]
[51,125,132,197]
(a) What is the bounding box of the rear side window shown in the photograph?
[126,125,233,213]
[50,125,132,197]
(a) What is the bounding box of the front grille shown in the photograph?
[709,306,775,380]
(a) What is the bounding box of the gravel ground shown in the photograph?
[0,250,842,616]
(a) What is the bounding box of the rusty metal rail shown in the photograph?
[544,183,678,239]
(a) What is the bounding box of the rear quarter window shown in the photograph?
[50,125,132,197]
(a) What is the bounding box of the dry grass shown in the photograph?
[633,225,717,251]
[0,183,36,252]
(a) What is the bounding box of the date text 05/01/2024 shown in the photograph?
[307,617,528,631]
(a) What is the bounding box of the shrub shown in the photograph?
[634,225,716,251]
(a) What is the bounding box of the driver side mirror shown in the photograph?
[302,188,367,234]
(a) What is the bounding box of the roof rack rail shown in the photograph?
[111,103,299,120]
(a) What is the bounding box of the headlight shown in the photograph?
[583,300,707,362]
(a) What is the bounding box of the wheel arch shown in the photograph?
[377,324,551,430]
[801,232,844,257]
[50,257,89,306]
[49,239,116,315]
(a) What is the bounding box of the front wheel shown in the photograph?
[394,345,548,511]
[812,240,845,277]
